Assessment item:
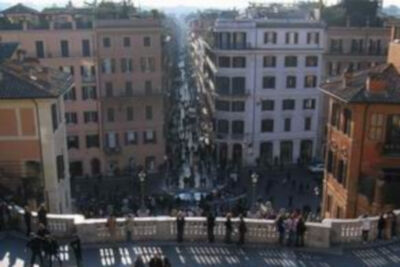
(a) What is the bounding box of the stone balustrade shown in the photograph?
[5,205,400,248]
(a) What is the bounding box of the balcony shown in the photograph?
[104,146,122,155]
[382,143,400,156]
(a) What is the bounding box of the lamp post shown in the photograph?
[138,171,146,210]
[251,172,259,208]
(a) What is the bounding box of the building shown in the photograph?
[212,10,324,167]
[320,27,400,218]
[0,3,167,178]
[0,54,73,213]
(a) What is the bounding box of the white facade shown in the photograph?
[213,19,325,166]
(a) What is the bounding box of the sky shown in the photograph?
[1,0,399,10]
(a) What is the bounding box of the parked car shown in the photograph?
[308,162,324,174]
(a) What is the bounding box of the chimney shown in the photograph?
[342,66,353,88]
[366,73,386,94]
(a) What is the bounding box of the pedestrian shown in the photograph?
[390,210,397,238]
[285,214,296,246]
[238,215,246,245]
[125,214,134,242]
[360,214,371,243]
[377,213,385,240]
[225,213,232,244]
[26,233,44,267]
[149,253,163,267]
[385,212,393,240]
[133,255,145,267]
[276,214,286,245]
[37,223,50,238]
[207,212,215,243]
[38,204,48,227]
[47,235,62,267]
[163,257,172,267]
[0,202,6,231]
[24,205,32,236]
[70,234,82,267]
[106,214,117,244]
[176,211,185,243]
[296,215,306,247]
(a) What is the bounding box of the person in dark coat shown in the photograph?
[377,214,385,240]
[46,236,62,267]
[149,253,163,267]
[296,216,306,247]
[38,204,48,227]
[163,257,172,267]
[390,210,397,238]
[133,255,145,267]
[207,212,215,243]
[276,214,286,245]
[238,215,247,245]
[24,206,32,236]
[26,233,44,266]
[70,234,82,267]
[176,211,185,243]
[225,213,232,244]
[36,223,50,238]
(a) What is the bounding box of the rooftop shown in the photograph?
[0,59,73,99]
[320,63,400,104]
[1,3,38,15]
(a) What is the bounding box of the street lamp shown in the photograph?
[138,171,146,210]
[251,172,259,208]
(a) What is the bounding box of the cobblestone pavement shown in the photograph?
[2,236,400,267]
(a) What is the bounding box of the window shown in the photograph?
[103,37,111,48]
[331,103,340,127]
[143,130,156,143]
[285,56,297,67]
[218,57,230,67]
[145,156,156,171]
[35,41,44,58]
[303,99,316,110]
[64,87,76,101]
[105,132,119,148]
[233,32,246,49]
[82,86,97,100]
[101,58,115,74]
[307,32,320,44]
[280,141,293,163]
[304,75,317,88]
[337,159,347,184]
[107,108,114,122]
[140,57,155,72]
[56,155,65,180]
[263,56,276,67]
[65,112,77,124]
[143,36,151,47]
[123,37,131,47]
[330,39,343,53]
[261,119,274,132]
[216,76,230,95]
[305,117,312,131]
[261,100,274,111]
[60,66,74,75]
[84,111,98,123]
[327,150,333,173]
[264,32,277,44]
[343,109,352,136]
[82,39,90,57]
[369,113,384,140]
[286,76,297,89]
[105,82,113,97]
[145,106,153,120]
[67,136,79,149]
[126,106,134,121]
[351,39,364,53]
[284,118,291,132]
[232,120,244,135]
[282,99,295,110]
[121,58,133,73]
[385,115,400,147]
[231,77,245,95]
[215,100,230,111]
[231,101,245,112]
[285,32,298,44]
[232,57,246,68]
[125,131,138,145]
[125,81,133,96]
[86,134,99,148]
[305,56,318,67]
[263,76,275,89]
[145,80,152,95]
[217,120,229,134]
[60,40,69,57]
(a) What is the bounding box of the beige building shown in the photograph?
[0,4,166,178]
[0,55,73,213]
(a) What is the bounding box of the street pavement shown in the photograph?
[2,235,400,266]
